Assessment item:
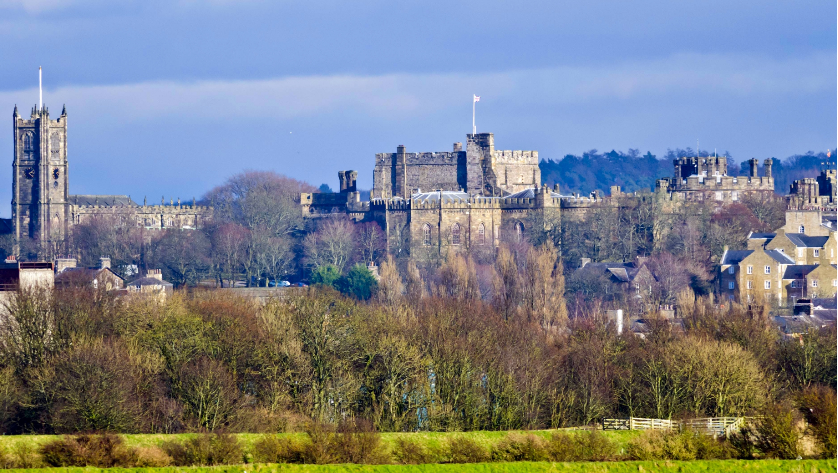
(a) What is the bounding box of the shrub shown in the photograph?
[329,418,386,464]
[162,433,244,466]
[10,442,42,468]
[492,433,547,461]
[252,435,310,464]
[750,402,801,459]
[547,430,617,461]
[311,265,341,288]
[134,446,173,467]
[626,429,734,461]
[393,437,435,464]
[446,436,489,463]
[797,385,837,458]
[39,434,136,467]
[336,264,379,300]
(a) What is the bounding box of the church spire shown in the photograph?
[61,104,66,116]
[13,105,19,118]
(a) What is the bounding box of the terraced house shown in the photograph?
[721,210,838,304]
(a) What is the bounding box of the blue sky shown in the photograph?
[0,0,834,215]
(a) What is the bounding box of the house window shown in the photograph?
[715,192,723,201]
[791,280,798,288]
[832,279,837,287]
[813,249,820,257]
[747,281,753,289]
[747,265,753,275]
[515,222,524,243]
[764,265,771,274]
[728,266,734,274]
[477,223,485,245]
[422,224,431,246]
[731,191,739,201]
[799,225,805,233]
[764,281,771,289]
[728,281,735,290]
[451,223,461,245]
[811,279,818,288]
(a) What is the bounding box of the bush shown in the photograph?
[39,434,137,467]
[547,430,617,461]
[162,433,243,466]
[492,433,547,461]
[393,437,435,464]
[302,419,387,464]
[446,436,489,463]
[2,442,43,468]
[252,435,310,464]
[336,264,378,300]
[749,403,801,459]
[134,446,173,467]
[311,265,341,288]
[329,418,386,464]
[797,385,837,458]
[626,429,734,461]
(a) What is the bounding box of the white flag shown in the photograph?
[473,95,480,102]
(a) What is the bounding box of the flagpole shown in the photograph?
[472,97,476,135]
[39,67,42,110]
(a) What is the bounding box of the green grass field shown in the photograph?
[0,460,834,473]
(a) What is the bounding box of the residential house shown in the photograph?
[126,269,173,301]
[719,245,795,303]
[54,257,125,291]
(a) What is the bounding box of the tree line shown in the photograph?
[540,148,834,195]
[0,277,833,435]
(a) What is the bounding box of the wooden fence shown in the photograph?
[602,416,746,436]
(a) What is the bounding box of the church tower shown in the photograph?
[12,104,69,248]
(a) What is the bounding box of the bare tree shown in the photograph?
[303,219,356,273]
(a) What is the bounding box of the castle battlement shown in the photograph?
[493,150,538,164]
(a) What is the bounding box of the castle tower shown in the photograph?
[12,104,69,247]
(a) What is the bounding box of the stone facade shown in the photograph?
[371,133,540,199]
[8,105,212,251]
[655,156,774,203]
[788,169,836,212]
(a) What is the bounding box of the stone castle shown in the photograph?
[5,105,212,251]
[655,156,775,203]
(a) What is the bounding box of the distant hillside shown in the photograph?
[540,148,834,195]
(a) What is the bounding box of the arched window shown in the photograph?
[423,224,431,246]
[451,223,461,245]
[50,132,60,160]
[477,223,485,245]
[515,222,524,243]
[22,132,33,151]
[799,225,805,234]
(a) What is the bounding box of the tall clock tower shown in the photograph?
[12,104,69,248]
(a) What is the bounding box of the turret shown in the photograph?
[749,158,759,178]
[764,158,773,179]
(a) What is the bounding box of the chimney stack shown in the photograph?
[99,257,111,270]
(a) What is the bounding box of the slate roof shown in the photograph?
[765,250,795,264]
[578,262,648,283]
[128,277,173,287]
[785,233,829,248]
[720,250,752,265]
[782,265,818,279]
[748,232,776,240]
[0,218,11,235]
[69,195,137,207]
[721,249,793,265]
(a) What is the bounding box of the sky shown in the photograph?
[0,0,834,216]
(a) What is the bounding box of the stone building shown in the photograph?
[721,210,838,305]
[788,169,836,212]
[371,133,540,199]
[4,105,212,252]
[302,132,604,255]
[655,156,774,203]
